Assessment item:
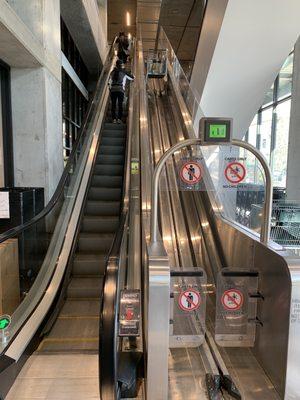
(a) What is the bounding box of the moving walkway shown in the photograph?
[139,30,300,400]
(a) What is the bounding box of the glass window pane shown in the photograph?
[259,108,273,163]
[248,115,258,146]
[272,100,291,187]
[262,83,274,107]
[278,53,294,100]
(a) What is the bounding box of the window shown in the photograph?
[0,60,13,186]
[247,115,258,147]
[61,19,89,160]
[62,70,88,160]
[245,52,293,188]
[278,53,293,100]
[272,100,291,186]
[259,108,273,163]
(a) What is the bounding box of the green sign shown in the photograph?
[0,315,11,330]
[131,161,139,175]
[209,124,227,139]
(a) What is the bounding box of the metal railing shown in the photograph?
[271,200,300,247]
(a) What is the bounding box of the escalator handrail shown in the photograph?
[99,210,128,399]
[0,38,117,245]
[100,40,137,400]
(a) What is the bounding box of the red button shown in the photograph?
[126,308,134,320]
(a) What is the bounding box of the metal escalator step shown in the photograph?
[38,337,98,352]
[85,200,120,216]
[81,216,119,233]
[101,137,126,146]
[78,233,114,252]
[104,122,126,131]
[98,145,124,155]
[67,277,103,299]
[60,299,100,317]
[102,130,126,138]
[39,317,99,352]
[91,175,123,188]
[88,187,121,201]
[73,253,107,275]
[94,164,123,176]
[97,154,124,165]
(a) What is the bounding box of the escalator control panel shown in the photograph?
[199,117,232,144]
[119,289,141,337]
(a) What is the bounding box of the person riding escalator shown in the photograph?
[109,59,134,124]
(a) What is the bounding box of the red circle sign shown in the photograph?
[221,289,244,311]
[224,162,246,184]
[178,289,201,311]
[180,162,202,185]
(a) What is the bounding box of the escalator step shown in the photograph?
[78,233,114,253]
[104,122,126,131]
[97,154,125,165]
[39,316,99,351]
[91,175,123,188]
[81,216,119,233]
[101,137,126,146]
[98,145,125,155]
[102,130,126,138]
[85,200,120,216]
[88,187,121,201]
[73,253,107,275]
[94,164,123,176]
[67,277,103,299]
[60,299,100,317]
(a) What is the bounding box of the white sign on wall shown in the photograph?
[0,192,10,219]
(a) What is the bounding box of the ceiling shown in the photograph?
[159,0,206,74]
[107,0,137,42]
[107,0,206,71]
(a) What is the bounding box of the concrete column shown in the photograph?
[286,38,300,201]
[8,0,63,201]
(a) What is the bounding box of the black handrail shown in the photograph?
[99,211,127,400]
[0,39,116,244]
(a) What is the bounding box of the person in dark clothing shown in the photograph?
[116,32,130,64]
[109,59,134,123]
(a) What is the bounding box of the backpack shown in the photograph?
[110,69,125,92]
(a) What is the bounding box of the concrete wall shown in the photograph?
[11,68,62,198]
[0,0,63,201]
[191,0,300,139]
[0,0,108,201]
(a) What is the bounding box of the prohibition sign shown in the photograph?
[224,162,246,184]
[180,161,202,185]
[178,289,201,312]
[221,289,244,311]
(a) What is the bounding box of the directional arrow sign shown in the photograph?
[0,315,11,330]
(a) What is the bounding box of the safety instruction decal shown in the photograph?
[221,289,244,311]
[224,162,246,185]
[180,161,202,185]
[178,289,201,312]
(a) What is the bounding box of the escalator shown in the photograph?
[0,38,139,400]
[37,119,127,355]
